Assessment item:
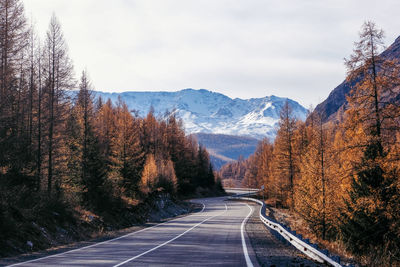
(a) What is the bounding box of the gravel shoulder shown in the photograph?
[246,204,327,267]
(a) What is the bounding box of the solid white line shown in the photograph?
[7,202,206,267]
[241,204,254,267]
[113,203,228,267]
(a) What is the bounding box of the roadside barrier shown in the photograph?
[229,195,342,267]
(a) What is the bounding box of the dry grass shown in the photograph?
[268,206,359,266]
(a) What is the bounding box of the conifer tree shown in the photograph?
[0,0,31,188]
[140,154,158,194]
[74,71,108,210]
[116,102,145,197]
[340,21,400,262]
[273,100,297,208]
[43,14,74,195]
[296,114,336,240]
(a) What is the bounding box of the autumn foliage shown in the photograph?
[220,22,400,265]
[0,0,219,252]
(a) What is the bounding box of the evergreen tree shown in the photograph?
[74,71,108,210]
[81,128,108,210]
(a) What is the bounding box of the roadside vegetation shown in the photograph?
[221,22,400,266]
[0,0,223,257]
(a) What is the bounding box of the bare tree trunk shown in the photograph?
[36,47,42,191]
[319,118,326,240]
[47,33,56,195]
[28,28,34,143]
[370,34,382,145]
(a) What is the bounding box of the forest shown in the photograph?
[2,0,400,265]
[0,0,221,255]
[220,22,400,265]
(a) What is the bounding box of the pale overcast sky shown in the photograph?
[24,0,400,107]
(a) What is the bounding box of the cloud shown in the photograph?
[23,0,400,107]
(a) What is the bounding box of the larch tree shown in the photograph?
[0,0,28,111]
[256,140,274,199]
[0,0,30,186]
[35,36,44,191]
[273,100,297,208]
[155,155,178,194]
[43,14,74,195]
[295,114,336,240]
[116,101,145,197]
[340,21,400,262]
[140,154,158,194]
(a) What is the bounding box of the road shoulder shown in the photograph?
[245,204,326,267]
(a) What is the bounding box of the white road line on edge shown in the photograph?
[241,204,254,267]
[7,203,206,267]
[113,203,228,267]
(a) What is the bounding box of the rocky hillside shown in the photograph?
[313,35,400,123]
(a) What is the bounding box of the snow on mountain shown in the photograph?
[92,89,308,140]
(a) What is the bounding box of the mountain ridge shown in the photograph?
[313,35,400,123]
[91,88,308,140]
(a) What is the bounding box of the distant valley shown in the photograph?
[194,133,259,169]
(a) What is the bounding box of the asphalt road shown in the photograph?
[8,197,259,267]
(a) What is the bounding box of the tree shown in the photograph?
[0,0,29,177]
[295,114,337,240]
[196,145,214,188]
[156,156,178,194]
[140,154,158,194]
[242,153,259,189]
[273,100,297,208]
[77,71,95,191]
[69,71,108,210]
[0,0,28,110]
[95,98,116,168]
[256,140,274,198]
[43,14,74,195]
[115,101,145,197]
[340,21,400,263]
[80,128,108,210]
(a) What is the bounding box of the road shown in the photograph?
[8,197,259,267]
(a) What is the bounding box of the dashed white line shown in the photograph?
[113,203,228,267]
[7,202,206,267]
[241,203,254,267]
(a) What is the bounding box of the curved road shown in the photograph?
[8,197,259,267]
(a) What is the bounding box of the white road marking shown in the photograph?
[241,204,254,267]
[7,202,206,267]
[113,203,228,267]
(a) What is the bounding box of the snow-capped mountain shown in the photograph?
[92,89,307,140]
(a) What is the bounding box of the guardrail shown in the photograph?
[229,196,342,267]
[228,191,260,197]
[224,187,260,191]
